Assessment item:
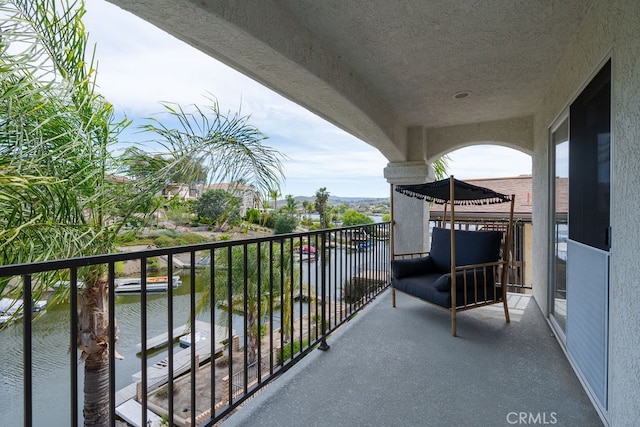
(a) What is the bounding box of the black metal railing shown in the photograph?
[0,222,391,426]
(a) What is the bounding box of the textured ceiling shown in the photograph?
[107,0,592,160]
[278,0,590,127]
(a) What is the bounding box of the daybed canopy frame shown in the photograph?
[393,176,516,336]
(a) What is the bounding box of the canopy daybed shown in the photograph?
[391,176,515,336]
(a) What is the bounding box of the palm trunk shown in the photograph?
[77,277,117,427]
[282,281,292,343]
[247,310,258,365]
[83,351,109,426]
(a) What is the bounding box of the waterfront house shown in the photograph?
[160,183,198,200]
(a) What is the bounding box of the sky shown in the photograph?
[83,1,531,198]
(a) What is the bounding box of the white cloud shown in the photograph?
[446,145,532,179]
[84,1,530,198]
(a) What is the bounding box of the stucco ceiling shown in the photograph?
[281,0,588,125]
[107,0,592,161]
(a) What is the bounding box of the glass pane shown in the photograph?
[552,119,568,332]
[568,61,611,250]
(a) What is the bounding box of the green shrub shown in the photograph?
[160,229,180,239]
[178,233,208,245]
[342,278,379,303]
[114,262,125,277]
[153,383,177,399]
[245,208,260,224]
[199,216,214,226]
[215,355,229,367]
[273,214,298,235]
[195,189,241,227]
[153,234,177,248]
[341,209,374,226]
[278,340,309,364]
[147,257,161,272]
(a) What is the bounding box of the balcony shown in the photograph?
[0,222,601,426]
[224,291,602,426]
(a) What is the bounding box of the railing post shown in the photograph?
[318,231,330,351]
[23,274,33,427]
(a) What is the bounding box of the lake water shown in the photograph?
[0,272,233,426]
[0,243,387,425]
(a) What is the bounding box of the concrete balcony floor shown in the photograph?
[225,290,602,427]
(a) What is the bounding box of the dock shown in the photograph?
[136,324,190,353]
[131,337,224,386]
[115,399,161,427]
[135,320,231,352]
[116,321,234,414]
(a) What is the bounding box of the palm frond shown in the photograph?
[142,100,286,196]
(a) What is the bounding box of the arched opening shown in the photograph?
[438,144,531,179]
[428,144,533,292]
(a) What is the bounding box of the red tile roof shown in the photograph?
[429,175,534,215]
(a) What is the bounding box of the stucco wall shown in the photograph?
[425,116,533,162]
[532,0,640,423]
[608,1,640,423]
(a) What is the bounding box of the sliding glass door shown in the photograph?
[549,59,610,412]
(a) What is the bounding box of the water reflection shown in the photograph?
[0,271,242,425]
[0,242,387,425]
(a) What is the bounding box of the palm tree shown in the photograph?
[302,201,311,223]
[0,2,284,425]
[433,156,450,180]
[260,197,272,227]
[196,242,299,364]
[314,187,330,228]
[285,194,298,216]
[269,188,281,211]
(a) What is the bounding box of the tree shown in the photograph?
[260,197,271,227]
[119,147,169,180]
[314,187,330,229]
[245,208,260,224]
[120,147,208,193]
[302,200,311,223]
[0,2,284,425]
[197,243,299,364]
[273,214,298,234]
[341,209,374,226]
[433,156,449,180]
[194,189,240,229]
[284,194,298,216]
[269,188,280,211]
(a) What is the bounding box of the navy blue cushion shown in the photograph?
[392,273,448,306]
[429,227,503,272]
[429,228,451,272]
[391,256,434,279]
[432,268,496,292]
[433,273,451,291]
[392,271,502,309]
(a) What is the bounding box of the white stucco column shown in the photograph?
[383,161,435,256]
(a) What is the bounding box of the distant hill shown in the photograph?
[276,195,390,208]
[330,196,390,205]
